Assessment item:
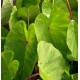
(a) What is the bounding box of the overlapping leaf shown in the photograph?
[16,0,40,8]
[1,0,13,24]
[9,6,18,29]
[35,0,71,57]
[42,0,69,18]
[4,21,37,80]
[42,0,54,17]
[38,41,65,80]
[1,50,19,80]
[17,5,40,22]
[9,5,40,29]
[1,27,9,51]
[67,20,78,61]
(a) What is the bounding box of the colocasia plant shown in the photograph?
[1,0,78,80]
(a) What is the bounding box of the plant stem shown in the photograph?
[25,73,39,80]
[66,0,72,20]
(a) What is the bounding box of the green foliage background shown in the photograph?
[1,0,78,80]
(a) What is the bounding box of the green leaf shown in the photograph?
[9,6,18,29]
[35,13,70,58]
[9,5,40,29]
[17,5,40,22]
[1,27,9,52]
[67,20,78,61]
[38,41,65,80]
[35,0,70,58]
[64,0,78,11]
[42,0,54,17]
[1,27,9,37]
[1,0,13,24]
[1,50,19,80]
[72,11,78,23]
[71,73,78,80]
[16,0,40,8]
[4,21,37,79]
[42,0,69,18]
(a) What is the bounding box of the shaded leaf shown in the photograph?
[1,27,9,51]
[4,21,37,80]
[1,50,19,80]
[16,0,40,8]
[17,5,40,22]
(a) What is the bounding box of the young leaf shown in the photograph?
[67,20,78,61]
[4,21,37,80]
[1,50,19,80]
[38,41,65,80]
[9,6,18,29]
[1,0,13,24]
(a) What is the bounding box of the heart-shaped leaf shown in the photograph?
[38,41,65,80]
[4,21,37,79]
[1,50,19,80]
[35,12,70,58]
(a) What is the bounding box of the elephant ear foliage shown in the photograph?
[67,20,78,61]
[4,21,37,80]
[1,50,19,80]
[38,41,65,80]
[1,0,13,24]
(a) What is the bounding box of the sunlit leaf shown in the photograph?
[67,20,78,61]
[38,41,65,80]
[1,0,13,24]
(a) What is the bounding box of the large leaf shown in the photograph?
[4,21,37,80]
[38,41,65,80]
[1,0,13,24]
[67,20,78,61]
[35,2,71,57]
[1,50,19,80]
[16,0,40,8]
